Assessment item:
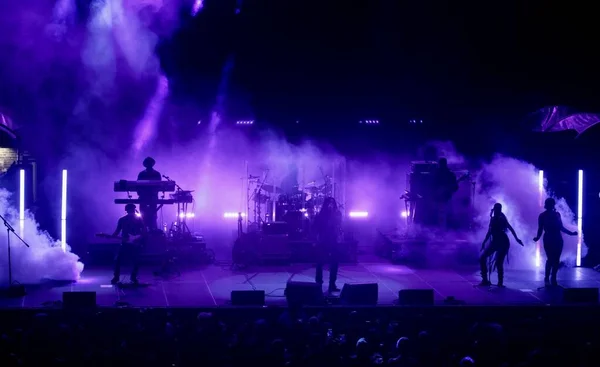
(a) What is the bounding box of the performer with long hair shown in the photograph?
[479,203,523,287]
[533,198,577,286]
[314,197,342,293]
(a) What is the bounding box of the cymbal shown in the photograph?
[259,184,283,193]
[304,186,321,193]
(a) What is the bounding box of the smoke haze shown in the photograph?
[0,2,586,284]
[0,189,83,284]
[430,142,583,270]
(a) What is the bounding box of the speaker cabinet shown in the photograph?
[563,287,599,304]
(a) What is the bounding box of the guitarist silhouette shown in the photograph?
[110,204,147,285]
[433,158,458,229]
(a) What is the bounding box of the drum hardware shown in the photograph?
[162,175,194,238]
[246,169,280,228]
[260,184,283,194]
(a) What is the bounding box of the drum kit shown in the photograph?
[246,173,333,238]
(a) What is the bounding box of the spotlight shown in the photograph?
[349,211,368,218]
[400,211,409,218]
[178,213,195,219]
[360,120,379,124]
[224,212,246,218]
[236,120,254,125]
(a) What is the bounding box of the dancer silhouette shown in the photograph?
[533,198,577,286]
[480,203,523,287]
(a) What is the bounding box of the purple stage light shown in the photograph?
[400,210,409,218]
[236,120,254,125]
[192,0,204,16]
[361,120,379,124]
[224,212,245,219]
[178,212,195,219]
[19,169,24,221]
[19,169,24,237]
[349,211,368,218]
[577,170,583,266]
[61,169,67,252]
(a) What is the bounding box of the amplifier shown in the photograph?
[410,161,438,173]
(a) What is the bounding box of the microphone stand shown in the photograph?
[0,213,29,297]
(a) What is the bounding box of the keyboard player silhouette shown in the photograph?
[137,157,162,230]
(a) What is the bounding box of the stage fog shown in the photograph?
[0,0,585,284]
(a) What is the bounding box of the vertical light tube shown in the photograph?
[536,170,544,267]
[577,170,583,267]
[19,169,25,237]
[61,169,67,252]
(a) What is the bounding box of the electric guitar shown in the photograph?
[96,233,143,245]
[434,172,470,202]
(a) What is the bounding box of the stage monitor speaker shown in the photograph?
[62,292,97,310]
[231,290,265,306]
[340,283,378,305]
[562,287,599,304]
[285,281,324,307]
[398,289,434,306]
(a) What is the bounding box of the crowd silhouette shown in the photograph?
[1,306,598,367]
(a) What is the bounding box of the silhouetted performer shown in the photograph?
[314,197,342,293]
[480,203,523,287]
[533,198,577,286]
[111,204,147,285]
[137,156,161,230]
[433,158,458,229]
[280,163,299,195]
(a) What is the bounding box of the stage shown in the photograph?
[1,258,599,308]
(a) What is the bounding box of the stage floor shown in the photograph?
[2,261,600,308]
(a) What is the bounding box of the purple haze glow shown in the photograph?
[0,190,84,284]
[0,2,586,284]
[427,142,584,270]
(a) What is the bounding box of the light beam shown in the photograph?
[61,169,67,252]
[19,169,25,237]
[577,170,583,267]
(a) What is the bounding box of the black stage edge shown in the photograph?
[1,262,599,308]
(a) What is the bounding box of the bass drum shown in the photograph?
[282,210,311,239]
